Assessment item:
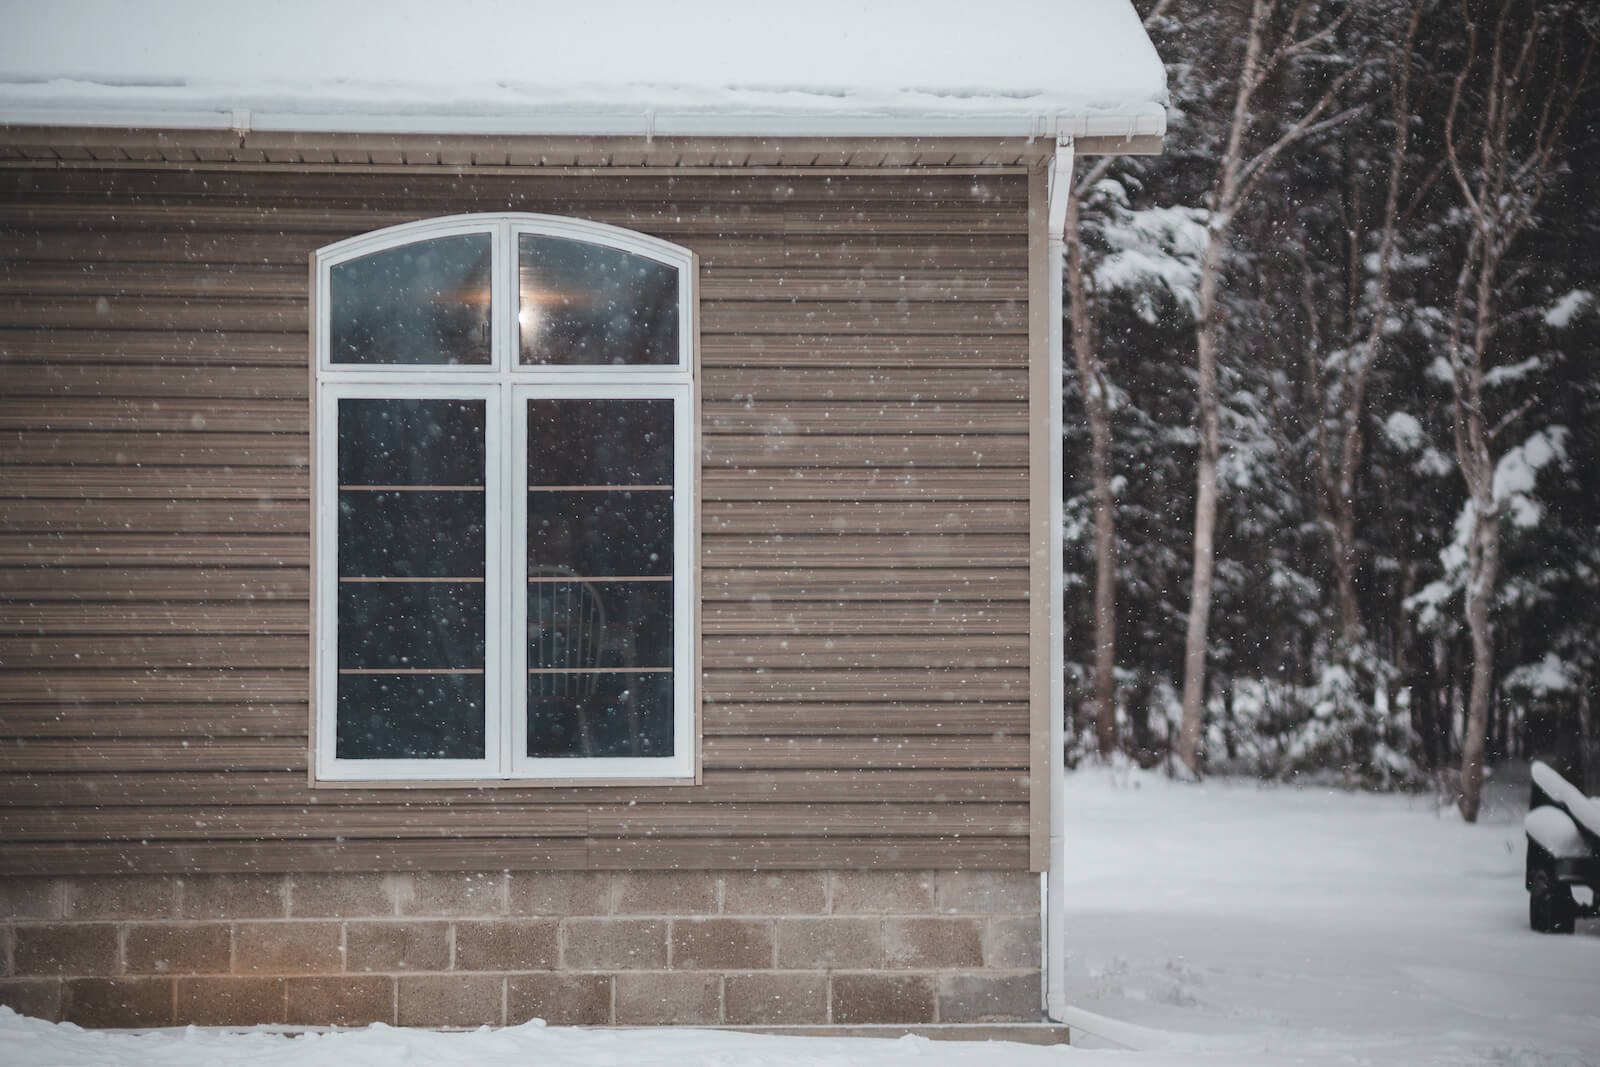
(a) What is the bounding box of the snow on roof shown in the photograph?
[0,0,1166,141]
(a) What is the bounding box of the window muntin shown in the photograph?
[314,215,695,783]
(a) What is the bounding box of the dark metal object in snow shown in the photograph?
[1524,760,1600,934]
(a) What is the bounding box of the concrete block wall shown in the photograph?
[0,870,1041,1028]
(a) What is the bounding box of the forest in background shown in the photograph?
[1061,0,1599,810]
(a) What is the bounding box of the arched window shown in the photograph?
[313,214,696,783]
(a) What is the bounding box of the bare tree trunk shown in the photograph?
[1458,506,1498,820]
[1442,0,1594,820]
[1065,191,1120,759]
[1450,242,1503,821]
[1578,685,1597,794]
[1177,241,1224,775]
[1057,3,1181,763]
[1321,0,1424,644]
[1172,0,1362,776]
[1453,235,1502,821]
[1392,561,1417,755]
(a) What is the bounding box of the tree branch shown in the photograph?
[1233,90,1365,210]
[1488,396,1537,444]
[1274,0,1356,68]
[1444,3,1483,225]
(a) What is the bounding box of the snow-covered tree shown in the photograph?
[1061,0,1600,791]
[1434,0,1595,820]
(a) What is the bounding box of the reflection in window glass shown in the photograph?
[526,490,672,578]
[331,234,492,365]
[527,580,672,671]
[527,671,673,758]
[339,581,485,670]
[338,674,485,759]
[338,490,486,578]
[525,395,676,758]
[526,399,672,486]
[518,235,678,365]
[335,397,487,760]
[339,399,485,486]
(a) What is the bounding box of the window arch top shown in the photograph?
[317,213,695,374]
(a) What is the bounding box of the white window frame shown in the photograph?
[312,213,697,785]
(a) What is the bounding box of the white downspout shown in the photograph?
[1044,134,1074,1023]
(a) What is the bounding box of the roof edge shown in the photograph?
[0,102,1166,153]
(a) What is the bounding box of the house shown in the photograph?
[0,0,1166,1034]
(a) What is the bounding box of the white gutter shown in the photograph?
[0,99,1167,143]
[1043,134,1074,1024]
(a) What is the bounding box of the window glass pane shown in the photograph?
[522,392,677,764]
[526,490,672,577]
[527,580,673,672]
[337,674,485,759]
[518,235,678,365]
[335,395,488,763]
[526,399,672,486]
[526,671,673,758]
[331,234,492,365]
[339,582,485,670]
[339,399,485,486]
[339,491,485,577]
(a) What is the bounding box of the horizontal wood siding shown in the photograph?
[0,164,1031,874]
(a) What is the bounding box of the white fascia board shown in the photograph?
[0,103,1167,142]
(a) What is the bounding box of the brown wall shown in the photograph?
[0,162,1033,874]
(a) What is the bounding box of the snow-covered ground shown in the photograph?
[5,768,1596,1065]
[1060,764,1600,1065]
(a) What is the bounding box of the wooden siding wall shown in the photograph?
[0,165,1033,875]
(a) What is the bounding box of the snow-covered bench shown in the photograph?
[1525,760,1600,933]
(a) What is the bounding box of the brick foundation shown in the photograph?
[0,870,1040,1028]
